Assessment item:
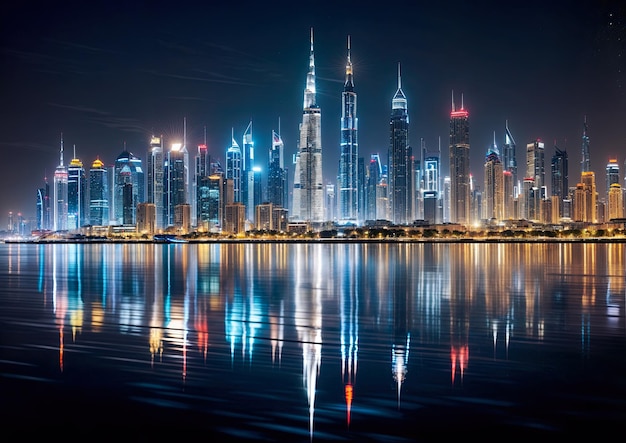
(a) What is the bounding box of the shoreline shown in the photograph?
[3,237,626,245]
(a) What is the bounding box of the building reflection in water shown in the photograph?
[14,241,625,439]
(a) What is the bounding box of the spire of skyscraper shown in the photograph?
[293,28,324,223]
[581,115,590,174]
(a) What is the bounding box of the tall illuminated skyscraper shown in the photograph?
[293,28,324,223]
[526,139,546,192]
[483,133,504,221]
[226,129,242,204]
[242,121,255,221]
[581,116,590,174]
[67,146,85,229]
[338,35,358,224]
[502,120,517,193]
[388,62,412,225]
[53,134,68,232]
[113,147,144,225]
[147,135,164,229]
[551,144,568,217]
[449,92,470,225]
[36,178,51,231]
[606,158,620,194]
[89,157,108,226]
[268,129,287,209]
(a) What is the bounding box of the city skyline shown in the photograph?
[2,1,625,221]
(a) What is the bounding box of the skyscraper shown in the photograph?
[338,35,358,224]
[366,154,382,221]
[67,147,86,229]
[550,144,568,218]
[53,135,68,232]
[293,28,324,223]
[242,121,255,221]
[502,120,517,193]
[166,142,187,227]
[483,133,504,221]
[606,158,620,194]
[89,157,108,226]
[195,140,209,227]
[526,139,546,192]
[581,116,590,174]
[226,130,242,204]
[449,92,470,225]
[388,62,412,225]
[268,129,287,209]
[147,135,164,229]
[113,147,144,225]
[36,178,51,231]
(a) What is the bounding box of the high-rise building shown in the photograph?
[483,134,504,221]
[580,171,597,223]
[503,170,514,220]
[136,202,156,234]
[338,35,358,224]
[53,135,68,232]
[242,121,255,221]
[195,141,210,227]
[526,139,546,197]
[551,144,568,217]
[166,142,187,227]
[89,158,108,226]
[293,28,324,223]
[449,92,470,225]
[581,116,590,174]
[36,178,51,231]
[268,129,287,209]
[608,183,623,220]
[366,154,382,221]
[326,183,336,222]
[442,176,451,223]
[388,63,412,225]
[606,158,620,196]
[146,135,164,229]
[113,147,144,225]
[67,147,86,229]
[226,130,242,204]
[502,120,518,195]
[197,173,224,232]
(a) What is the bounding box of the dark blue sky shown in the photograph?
[1,0,625,221]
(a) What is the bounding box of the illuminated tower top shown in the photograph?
[344,35,354,92]
[303,27,317,110]
[392,62,407,112]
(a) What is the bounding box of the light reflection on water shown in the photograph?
[1,242,625,439]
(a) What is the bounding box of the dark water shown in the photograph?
[1,242,625,439]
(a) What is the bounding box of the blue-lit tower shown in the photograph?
[268,128,287,209]
[338,35,358,224]
[388,62,412,225]
[147,135,164,229]
[113,147,144,226]
[226,129,242,204]
[89,157,109,226]
[67,146,86,229]
[242,121,255,220]
[502,120,517,194]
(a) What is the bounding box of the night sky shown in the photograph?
[2,0,625,222]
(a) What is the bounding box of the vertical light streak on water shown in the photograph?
[340,245,359,427]
[101,245,107,308]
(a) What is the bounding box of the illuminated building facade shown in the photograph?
[165,143,186,227]
[551,145,568,218]
[242,121,255,221]
[267,130,287,209]
[53,135,68,232]
[338,36,358,224]
[502,120,517,194]
[449,93,470,225]
[483,135,504,221]
[67,151,86,230]
[36,179,51,231]
[146,135,164,229]
[606,159,620,196]
[89,158,108,226]
[197,173,224,232]
[366,154,382,221]
[226,132,242,204]
[113,148,144,225]
[581,116,590,174]
[608,183,623,220]
[293,28,324,223]
[526,139,545,194]
[388,63,412,225]
[580,171,597,223]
